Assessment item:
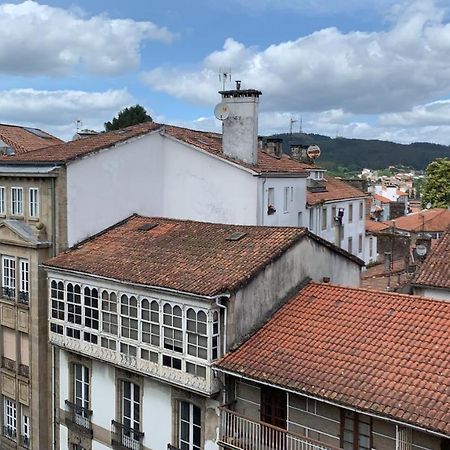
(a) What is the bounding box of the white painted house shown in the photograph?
[44,215,362,450]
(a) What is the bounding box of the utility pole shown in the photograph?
[290,117,298,135]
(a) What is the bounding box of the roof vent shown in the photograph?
[138,223,158,231]
[226,231,247,241]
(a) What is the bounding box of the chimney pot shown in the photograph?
[235,80,241,90]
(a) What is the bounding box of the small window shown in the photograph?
[141,299,160,346]
[66,328,81,339]
[67,283,82,325]
[50,323,63,334]
[162,354,182,370]
[212,311,220,360]
[101,337,116,351]
[179,402,202,450]
[0,187,5,215]
[358,234,363,254]
[359,201,364,220]
[186,309,207,360]
[369,237,373,258]
[83,332,97,344]
[11,187,23,216]
[348,237,353,254]
[19,259,29,298]
[2,256,16,298]
[348,203,353,223]
[50,280,64,320]
[290,186,294,202]
[267,188,275,215]
[121,295,138,340]
[283,187,289,213]
[21,409,30,448]
[141,348,158,363]
[331,206,337,228]
[101,291,118,335]
[29,188,39,218]
[321,207,327,230]
[120,342,137,357]
[3,397,17,441]
[163,304,183,353]
[84,287,99,330]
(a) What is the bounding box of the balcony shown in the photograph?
[65,400,93,437]
[218,407,342,450]
[2,357,15,372]
[18,291,29,305]
[19,434,31,448]
[111,420,144,450]
[2,287,15,300]
[2,425,17,442]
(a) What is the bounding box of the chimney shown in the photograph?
[264,138,283,158]
[219,81,262,164]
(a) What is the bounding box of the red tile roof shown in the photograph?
[413,229,450,290]
[0,123,62,154]
[217,282,450,435]
[386,208,450,232]
[365,220,389,234]
[373,193,392,203]
[44,215,313,296]
[0,122,311,175]
[307,176,367,205]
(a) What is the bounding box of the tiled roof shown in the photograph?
[386,208,450,232]
[0,123,62,154]
[307,176,367,205]
[360,259,410,292]
[44,215,311,296]
[365,220,389,234]
[373,193,392,203]
[217,282,450,435]
[0,122,311,174]
[413,229,450,290]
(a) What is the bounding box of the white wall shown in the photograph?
[91,360,117,431]
[365,234,378,265]
[413,286,450,302]
[261,177,307,227]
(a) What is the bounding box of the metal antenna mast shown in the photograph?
[290,117,298,135]
[219,69,232,90]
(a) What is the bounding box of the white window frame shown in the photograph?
[84,287,99,330]
[283,187,289,213]
[21,411,30,446]
[50,280,65,320]
[163,303,183,354]
[186,308,208,360]
[19,259,29,294]
[3,397,17,441]
[11,187,23,216]
[73,363,90,425]
[120,294,138,341]
[179,401,201,450]
[101,290,118,335]
[67,283,82,325]
[0,187,5,215]
[141,298,159,346]
[2,256,16,298]
[120,380,141,447]
[29,187,39,218]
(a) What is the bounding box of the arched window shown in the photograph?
[141,299,159,346]
[186,309,207,359]
[101,291,118,335]
[212,311,219,360]
[67,283,82,324]
[50,280,65,320]
[162,304,183,353]
[121,295,138,340]
[84,287,99,330]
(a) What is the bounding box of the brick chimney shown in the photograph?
[219,81,262,165]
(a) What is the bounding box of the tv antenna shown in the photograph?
[289,117,298,135]
[76,119,82,132]
[219,69,232,91]
[299,116,303,134]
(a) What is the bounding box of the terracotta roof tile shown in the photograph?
[365,219,389,234]
[307,176,367,205]
[386,208,450,233]
[413,229,450,290]
[373,193,392,203]
[44,215,310,296]
[217,282,450,435]
[0,123,62,154]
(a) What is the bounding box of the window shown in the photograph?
[3,397,17,441]
[0,187,4,215]
[120,342,137,357]
[321,207,327,230]
[186,309,207,360]
[261,386,287,429]
[83,332,97,344]
[67,283,82,325]
[396,426,412,450]
[290,186,294,202]
[358,234,363,254]
[331,206,337,228]
[11,187,23,216]
[283,187,289,213]
[19,259,29,303]
[348,237,353,254]
[121,295,138,340]
[101,337,116,351]
[162,354,182,370]
[341,410,371,450]
[211,311,219,360]
[29,188,39,218]
[369,237,373,258]
[120,381,141,446]
[2,256,16,298]
[359,201,364,220]
[141,299,159,346]
[267,188,275,215]
[163,304,183,353]
[348,203,353,223]
[309,208,314,230]
[21,411,30,448]
[102,291,118,335]
[73,364,90,425]
[51,280,64,320]
[179,401,201,450]
[84,287,99,330]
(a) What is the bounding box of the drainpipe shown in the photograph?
[51,177,57,257]
[215,296,229,354]
[260,178,266,225]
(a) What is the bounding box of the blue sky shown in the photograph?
[1,0,450,144]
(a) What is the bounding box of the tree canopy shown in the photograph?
[421,158,450,208]
[104,105,152,131]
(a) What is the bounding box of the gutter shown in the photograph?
[215,367,450,440]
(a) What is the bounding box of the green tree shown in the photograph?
[104,105,152,131]
[421,158,450,208]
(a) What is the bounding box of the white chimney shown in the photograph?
[219,81,262,165]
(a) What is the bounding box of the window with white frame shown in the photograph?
[121,295,138,340]
[358,234,363,254]
[29,188,39,218]
[396,426,412,450]
[283,187,289,213]
[267,187,275,215]
[186,309,208,360]
[101,291,118,335]
[120,342,137,357]
[331,205,337,228]
[120,381,141,444]
[179,401,201,450]
[141,299,159,346]
[51,281,64,320]
[84,287,99,330]
[212,311,219,360]
[0,187,5,215]
[321,207,327,230]
[73,364,90,425]
[359,201,364,220]
[11,187,23,216]
[21,410,30,447]
[2,256,16,298]
[19,259,29,296]
[67,283,82,325]
[3,397,17,441]
[163,304,183,353]
[348,203,353,223]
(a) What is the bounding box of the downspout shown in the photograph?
[51,177,57,257]
[215,295,230,405]
[260,178,266,225]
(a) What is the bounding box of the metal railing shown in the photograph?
[65,400,93,437]
[18,291,29,305]
[218,407,342,450]
[111,420,144,450]
[2,287,15,300]
[3,425,17,441]
[19,364,29,378]
[19,434,31,448]
[2,357,15,372]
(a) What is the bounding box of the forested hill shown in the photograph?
[271,132,450,171]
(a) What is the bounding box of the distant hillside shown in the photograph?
[271,133,450,172]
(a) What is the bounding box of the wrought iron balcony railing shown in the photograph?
[19,434,31,448]
[65,400,93,437]
[111,419,144,450]
[2,425,17,441]
[2,287,15,300]
[2,357,15,372]
[18,291,29,305]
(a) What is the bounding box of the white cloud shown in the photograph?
[0,1,176,76]
[143,0,450,115]
[0,88,135,139]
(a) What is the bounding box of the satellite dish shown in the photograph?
[307,145,321,160]
[426,202,432,209]
[416,244,427,257]
[214,102,230,121]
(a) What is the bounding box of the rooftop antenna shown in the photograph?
[290,117,298,135]
[219,68,232,91]
[299,116,303,134]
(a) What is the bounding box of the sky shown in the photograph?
[1,0,450,144]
